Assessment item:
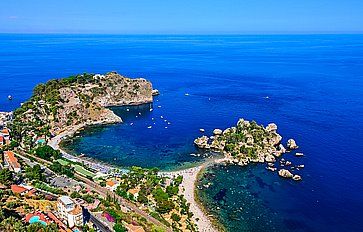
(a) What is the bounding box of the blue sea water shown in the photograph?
[1,34,363,231]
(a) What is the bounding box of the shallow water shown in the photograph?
[1,34,363,231]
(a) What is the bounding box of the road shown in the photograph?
[90,213,112,232]
[15,149,171,232]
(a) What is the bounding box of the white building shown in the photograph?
[57,196,83,228]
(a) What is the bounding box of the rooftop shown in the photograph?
[1,128,9,135]
[4,151,21,169]
[11,184,28,194]
[59,196,74,206]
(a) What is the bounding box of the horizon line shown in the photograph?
[1,32,363,36]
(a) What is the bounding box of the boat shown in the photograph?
[148,126,152,129]
[8,95,12,100]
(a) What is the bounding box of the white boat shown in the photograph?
[148,126,152,129]
[8,95,12,100]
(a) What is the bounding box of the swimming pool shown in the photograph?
[29,216,47,226]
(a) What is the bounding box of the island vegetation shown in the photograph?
[194,118,303,180]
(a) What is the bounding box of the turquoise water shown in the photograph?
[29,216,47,226]
[1,34,363,231]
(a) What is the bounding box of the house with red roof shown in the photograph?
[0,135,4,147]
[4,151,21,173]
[11,184,29,194]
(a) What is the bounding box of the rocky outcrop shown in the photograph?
[213,129,223,136]
[266,166,277,172]
[287,139,298,149]
[278,169,293,178]
[194,136,210,149]
[152,89,160,96]
[92,72,153,107]
[11,72,154,147]
[265,123,277,132]
[193,118,304,183]
[265,154,276,163]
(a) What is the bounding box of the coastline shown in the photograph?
[49,120,227,231]
[48,120,119,174]
[162,157,228,232]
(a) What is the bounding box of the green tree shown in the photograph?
[25,164,45,181]
[34,145,61,161]
[70,191,81,199]
[113,223,127,232]
[0,169,13,185]
[171,213,181,222]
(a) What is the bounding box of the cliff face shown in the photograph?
[53,72,153,130]
[11,72,153,148]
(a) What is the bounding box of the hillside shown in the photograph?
[10,72,154,148]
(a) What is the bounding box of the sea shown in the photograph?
[1,34,362,231]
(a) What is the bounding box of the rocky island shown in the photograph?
[194,119,303,181]
[10,71,154,148]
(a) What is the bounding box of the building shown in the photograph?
[11,185,29,195]
[127,188,140,200]
[0,127,11,148]
[105,179,119,192]
[4,151,21,173]
[57,196,83,228]
[0,128,10,139]
[0,135,4,147]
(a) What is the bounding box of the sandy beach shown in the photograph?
[163,158,228,232]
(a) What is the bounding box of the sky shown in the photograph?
[0,0,363,34]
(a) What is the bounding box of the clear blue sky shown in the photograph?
[1,0,362,34]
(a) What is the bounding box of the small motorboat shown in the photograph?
[8,95,13,100]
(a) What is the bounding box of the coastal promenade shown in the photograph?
[15,149,171,232]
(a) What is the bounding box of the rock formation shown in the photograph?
[287,139,298,149]
[10,72,154,148]
[278,169,293,178]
